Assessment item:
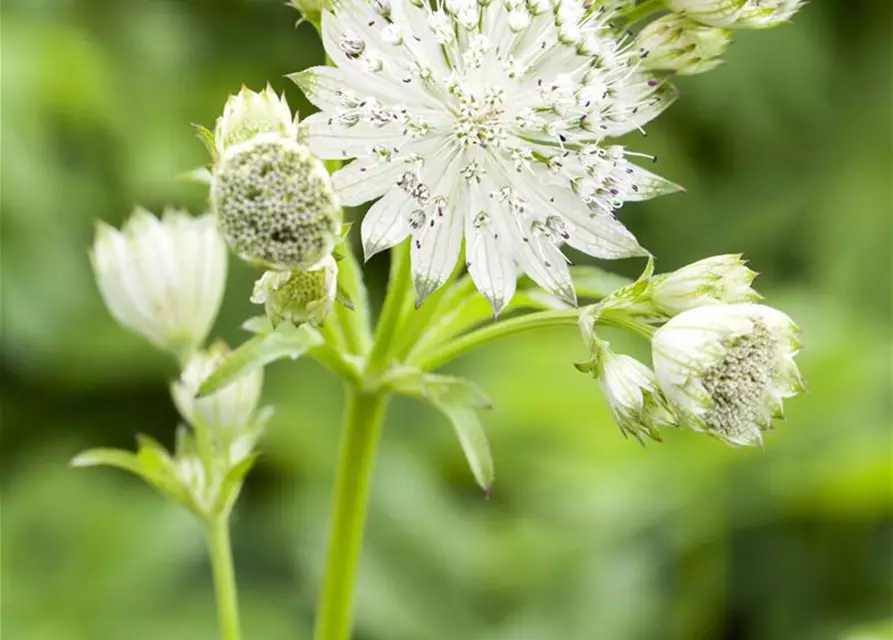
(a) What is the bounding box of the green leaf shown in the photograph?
[71,448,142,475]
[388,371,495,492]
[198,324,323,397]
[214,453,260,515]
[241,315,274,335]
[569,265,635,300]
[191,123,216,161]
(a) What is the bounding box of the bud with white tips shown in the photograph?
[251,255,338,327]
[90,208,227,357]
[214,85,297,156]
[211,133,341,270]
[734,0,804,29]
[650,254,760,316]
[664,0,804,28]
[171,342,263,435]
[651,303,805,447]
[635,15,732,76]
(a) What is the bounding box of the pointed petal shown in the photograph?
[360,188,413,260]
[299,111,404,161]
[332,155,416,206]
[465,187,517,316]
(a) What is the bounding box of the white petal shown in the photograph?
[361,188,413,260]
[465,186,517,316]
[617,161,684,202]
[604,80,678,138]
[332,155,414,206]
[300,111,405,161]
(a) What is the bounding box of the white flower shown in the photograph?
[649,254,760,316]
[171,343,263,434]
[251,255,339,326]
[664,0,804,28]
[293,0,683,313]
[212,133,342,270]
[587,341,677,443]
[214,85,298,156]
[651,303,805,447]
[635,15,732,76]
[90,208,227,357]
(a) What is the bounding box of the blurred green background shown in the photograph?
[2,1,891,638]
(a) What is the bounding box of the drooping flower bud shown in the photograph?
[211,133,341,270]
[577,335,677,443]
[663,0,747,27]
[651,303,805,447]
[251,255,338,327]
[664,0,804,29]
[734,0,804,28]
[90,208,227,357]
[171,342,263,435]
[635,15,731,75]
[649,254,760,316]
[214,85,297,156]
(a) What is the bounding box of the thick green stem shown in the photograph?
[207,516,242,640]
[366,244,411,376]
[313,389,389,640]
[413,309,655,371]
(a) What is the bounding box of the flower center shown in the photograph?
[702,322,778,439]
[451,86,507,149]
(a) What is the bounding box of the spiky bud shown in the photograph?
[214,85,297,156]
[651,303,805,447]
[211,133,341,270]
[649,254,760,316]
[664,0,804,28]
[251,255,338,327]
[171,342,263,435]
[635,15,731,75]
[90,208,227,357]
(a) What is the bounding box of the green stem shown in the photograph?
[336,241,373,355]
[413,309,655,372]
[313,389,389,640]
[620,0,664,27]
[207,516,242,640]
[366,243,411,376]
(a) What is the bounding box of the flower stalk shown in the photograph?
[207,516,243,640]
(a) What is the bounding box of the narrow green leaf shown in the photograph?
[71,448,142,475]
[433,401,494,493]
[198,325,323,397]
[241,315,274,335]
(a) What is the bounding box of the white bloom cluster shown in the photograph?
[90,208,227,357]
[652,303,805,447]
[210,87,341,271]
[294,0,684,312]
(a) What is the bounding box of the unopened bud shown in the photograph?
[214,85,297,156]
[635,15,731,76]
[251,255,338,327]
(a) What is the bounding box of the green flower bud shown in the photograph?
[211,134,341,270]
[251,255,338,327]
[214,85,297,156]
[649,254,760,315]
[289,0,332,26]
[734,0,804,29]
[663,0,747,27]
[635,15,731,76]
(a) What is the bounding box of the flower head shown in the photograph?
[651,303,805,447]
[251,255,338,326]
[293,0,683,313]
[211,133,341,270]
[664,0,804,28]
[90,208,227,356]
[649,254,760,316]
[171,342,264,435]
[578,335,677,443]
[634,15,731,75]
[214,85,298,156]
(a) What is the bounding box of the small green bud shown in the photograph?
[664,0,804,29]
[649,254,760,315]
[635,15,731,76]
[251,255,338,327]
[289,0,331,26]
[214,85,297,156]
[211,134,341,270]
[734,0,804,28]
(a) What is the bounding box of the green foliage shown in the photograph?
[1,1,890,639]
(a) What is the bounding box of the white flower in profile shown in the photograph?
[651,303,805,447]
[664,0,804,28]
[171,343,263,435]
[649,254,760,316]
[293,0,684,313]
[583,339,677,443]
[90,208,227,357]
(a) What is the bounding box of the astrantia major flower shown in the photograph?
[209,87,342,271]
[251,255,339,326]
[648,254,760,316]
[664,0,804,28]
[293,0,683,313]
[651,303,805,447]
[90,208,227,357]
[634,14,731,76]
